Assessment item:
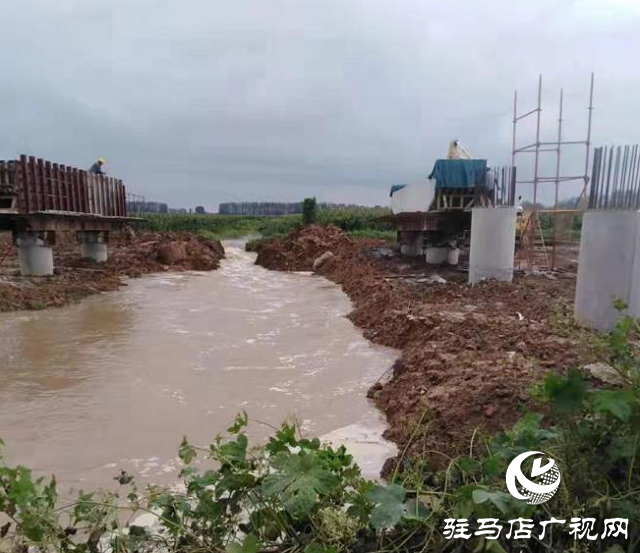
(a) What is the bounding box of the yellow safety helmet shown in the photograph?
[98,157,106,164]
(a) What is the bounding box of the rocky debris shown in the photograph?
[312,251,335,271]
[584,362,626,386]
[0,232,225,312]
[255,225,602,472]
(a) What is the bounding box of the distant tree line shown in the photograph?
[218,201,383,216]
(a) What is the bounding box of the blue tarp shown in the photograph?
[389,184,408,197]
[428,159,488,189]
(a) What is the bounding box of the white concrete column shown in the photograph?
[575,210,640,330]
[469,207,517,284]
[78,231,109,262]
[14,231,54,276]
[400,231,424,257]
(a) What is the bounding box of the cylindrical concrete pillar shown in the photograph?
[426,246,447,264]
[81,242,108,262]
[78,231,109,262]
[469,207,517,284]
[575,210,640,330]
[15,232,54,276]
[399,231,424,257]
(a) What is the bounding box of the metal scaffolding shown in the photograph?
[511,73,594,269]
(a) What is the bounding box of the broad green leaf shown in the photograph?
[544,368,587,414]
[591,390,635,422]
[367,484,407,529]
[226,533,260,553]
[472,489,491,504]
[369,499,406,530]
[218,433,248,463]
[262,452,338,518]
[472,489,510,514]
[367,483,405,505]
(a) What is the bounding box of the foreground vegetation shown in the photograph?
[1,310,638,552]
[137,206,395,244]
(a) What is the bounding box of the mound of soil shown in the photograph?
[0,232,224,312]
[255,225,356,271]
[255,225,601,473]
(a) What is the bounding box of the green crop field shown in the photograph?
[137,207,395,242]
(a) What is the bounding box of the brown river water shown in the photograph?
[0,241,398,490]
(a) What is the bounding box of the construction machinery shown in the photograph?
[389,142,516,263]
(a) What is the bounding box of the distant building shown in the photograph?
[126,201,168,214]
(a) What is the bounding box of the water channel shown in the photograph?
[0,241,398,489]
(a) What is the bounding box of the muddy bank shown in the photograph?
[254,225,602,471]
[0,232,224,312]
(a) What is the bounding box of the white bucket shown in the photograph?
[447,248,460,265]
[426,247,447,264]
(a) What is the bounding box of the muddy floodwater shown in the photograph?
[0,242,398,489]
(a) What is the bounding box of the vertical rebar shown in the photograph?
[632,146,640,208]
[627,145,638,207]
[552,88,564,269]
[582,73,595,200]
[612,146,622,209]
[589,147,600,209]
[595,147,604,208]
[533,75,542,204]
[512,90,517,169]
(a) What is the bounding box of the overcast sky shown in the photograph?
[2,0,639,210]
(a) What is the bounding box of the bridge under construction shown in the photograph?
[0,155,137,275]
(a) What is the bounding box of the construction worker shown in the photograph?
[89,157,106,175]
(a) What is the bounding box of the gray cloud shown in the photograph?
[2,0,639,209]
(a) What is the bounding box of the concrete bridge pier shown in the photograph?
[78,231,109,262]
[14,231,55,276]
[468,207,517,284]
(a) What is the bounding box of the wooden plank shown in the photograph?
[65,165,71,211]
[94,175,101,214]
[19,155,30,212]
[58,163,65,210]
[60,164,68,211]
[101,178,107,215]
[27,156,37,211]
[81,171,90,213]
[86,173,93,213]
[78,169,86,212]
[73,168,81,212]
[50,162,58,211]
[120,181,126,216]
[33,157,44,211]
[108,178,115,215]
[67,166,74,211]
[70,168,78,212]
[104,177,111,215]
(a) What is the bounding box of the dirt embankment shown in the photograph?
[254,225,601,470]
[0,232,224,312]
